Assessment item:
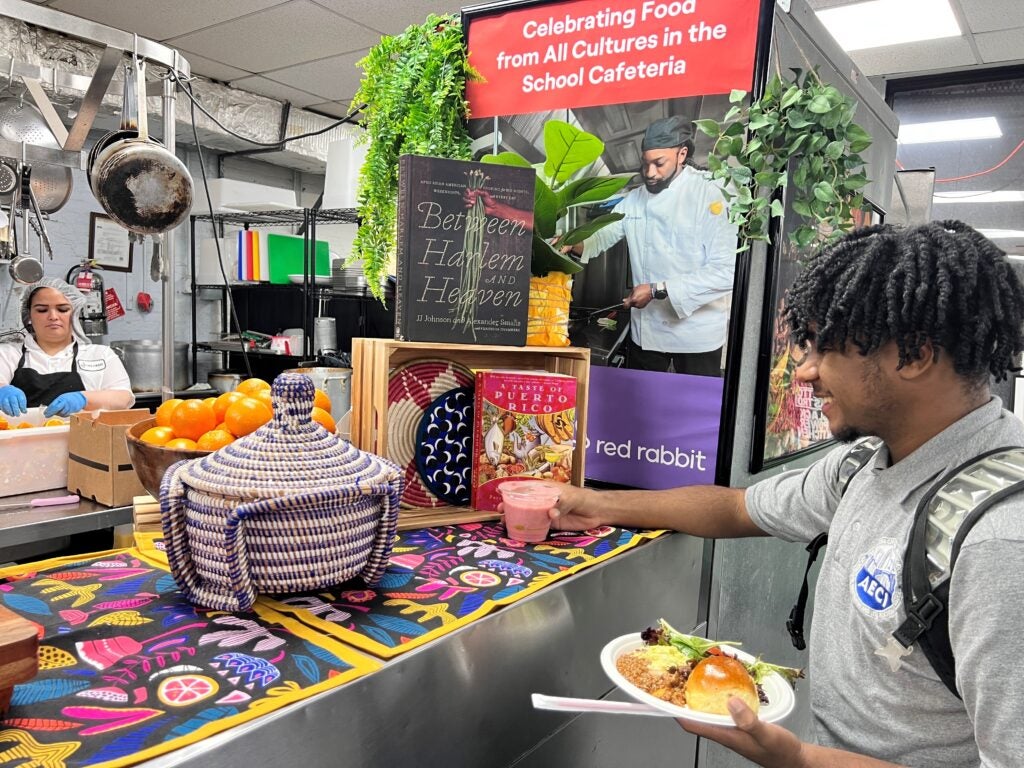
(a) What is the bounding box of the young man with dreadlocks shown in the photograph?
[548,221,1024,767]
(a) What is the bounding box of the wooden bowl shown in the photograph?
[125,417,211,498]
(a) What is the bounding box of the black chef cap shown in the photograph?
[641,115,692,151]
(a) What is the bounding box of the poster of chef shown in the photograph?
[464,0,767,489]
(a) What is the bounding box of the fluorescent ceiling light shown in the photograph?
[898,117,1002,145]
[933,191,1024,204]
[817,0,961,51]
[979,229,1024,240]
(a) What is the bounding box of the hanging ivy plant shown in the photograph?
[695,69,873,251]
[350,14,480,300]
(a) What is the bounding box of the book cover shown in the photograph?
[471,370,577,512]
[395,154,535,345]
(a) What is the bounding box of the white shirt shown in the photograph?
[582,166,738,353]
[0,336,135,406]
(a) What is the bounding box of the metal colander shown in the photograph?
[0,161,16,195]
[0,97,73,213]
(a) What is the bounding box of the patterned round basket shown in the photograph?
[160,372,404,612]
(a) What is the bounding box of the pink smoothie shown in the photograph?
[499,480,560,543]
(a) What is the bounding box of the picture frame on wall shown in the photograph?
[88,212,133,272]
[749,174,885,473]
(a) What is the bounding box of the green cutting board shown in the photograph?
[267,233,331,284]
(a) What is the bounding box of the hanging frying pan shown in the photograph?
[87,61,137,199]
[90,57,193,235]
[0,96,73,214]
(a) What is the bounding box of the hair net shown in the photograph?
[20,276,92,345]
[641,115,693,151]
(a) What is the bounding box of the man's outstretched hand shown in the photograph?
[681,698,807,768]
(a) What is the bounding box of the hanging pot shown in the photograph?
[0,96,73,214]
[91,58,193,235]
[7,167,42,285]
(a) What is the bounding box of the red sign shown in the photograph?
[104,287,125,322]
[466,0,762,118]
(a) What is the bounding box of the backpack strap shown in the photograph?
[786,436,884,650]
[786,532,827,650]
[892,446,1024,698]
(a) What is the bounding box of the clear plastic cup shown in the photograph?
[499,480,560,543]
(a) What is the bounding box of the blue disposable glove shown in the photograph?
[0,384,27,417]
[44,391,87,418]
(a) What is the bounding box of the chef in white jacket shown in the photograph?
[577,116,738,376]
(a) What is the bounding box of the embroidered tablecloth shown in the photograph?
[264,522,665,658]
[0,547,377,768]
[0,523,666,767]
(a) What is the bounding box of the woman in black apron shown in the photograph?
[0,278,133,418]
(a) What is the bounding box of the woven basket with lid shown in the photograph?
[160,372,403,612]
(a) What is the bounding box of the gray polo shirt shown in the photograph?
[746,398,1024,767]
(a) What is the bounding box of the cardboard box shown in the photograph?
[67,410,151,507]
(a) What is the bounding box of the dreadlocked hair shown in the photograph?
[784,220,1024,382]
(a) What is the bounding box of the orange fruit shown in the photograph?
[236,377,270,396]
[224,397,272,437]
[140,425,175,445]
[310,406,336,434]
[313,388,331,412]
[169,399,217,442]
[16,422,33,429]
[203,397,218,409]
[155,398,184,428]
[165,437,198,451]
[196,429,234,451]
[253,389,273,412]
[215,421,231,433]
[44,418,66,427]
[213,391,245,423]
[0,417,8,430]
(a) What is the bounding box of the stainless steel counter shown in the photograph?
[138,531,705,768]
[0,488,132,562]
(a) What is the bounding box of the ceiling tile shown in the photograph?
[179,52,252,84]
[262,50,364,103]
[167,0,379,73]
[849,37,977,76]
[959,0,1024,33]
[229,75,321,108]
[49,0,287,41]
[311,0,465,35]
[973,28,1024,64]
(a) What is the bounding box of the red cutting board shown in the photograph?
[0,603,39,715]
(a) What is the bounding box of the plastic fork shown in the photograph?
[532,693,674,717]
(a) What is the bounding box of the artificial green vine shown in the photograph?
[696,69,873,251]
[350,14,480,300]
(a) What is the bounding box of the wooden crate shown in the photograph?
[350,338,590,528]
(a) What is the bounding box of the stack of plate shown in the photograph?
[332,264,368,292]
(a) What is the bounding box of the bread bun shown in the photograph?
[684,655,759,715]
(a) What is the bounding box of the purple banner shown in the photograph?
[584,367,722,489]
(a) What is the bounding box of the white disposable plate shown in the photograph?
[287,274,331,286]
[600,634,796,726]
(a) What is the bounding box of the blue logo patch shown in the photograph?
[853,541,902,613]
